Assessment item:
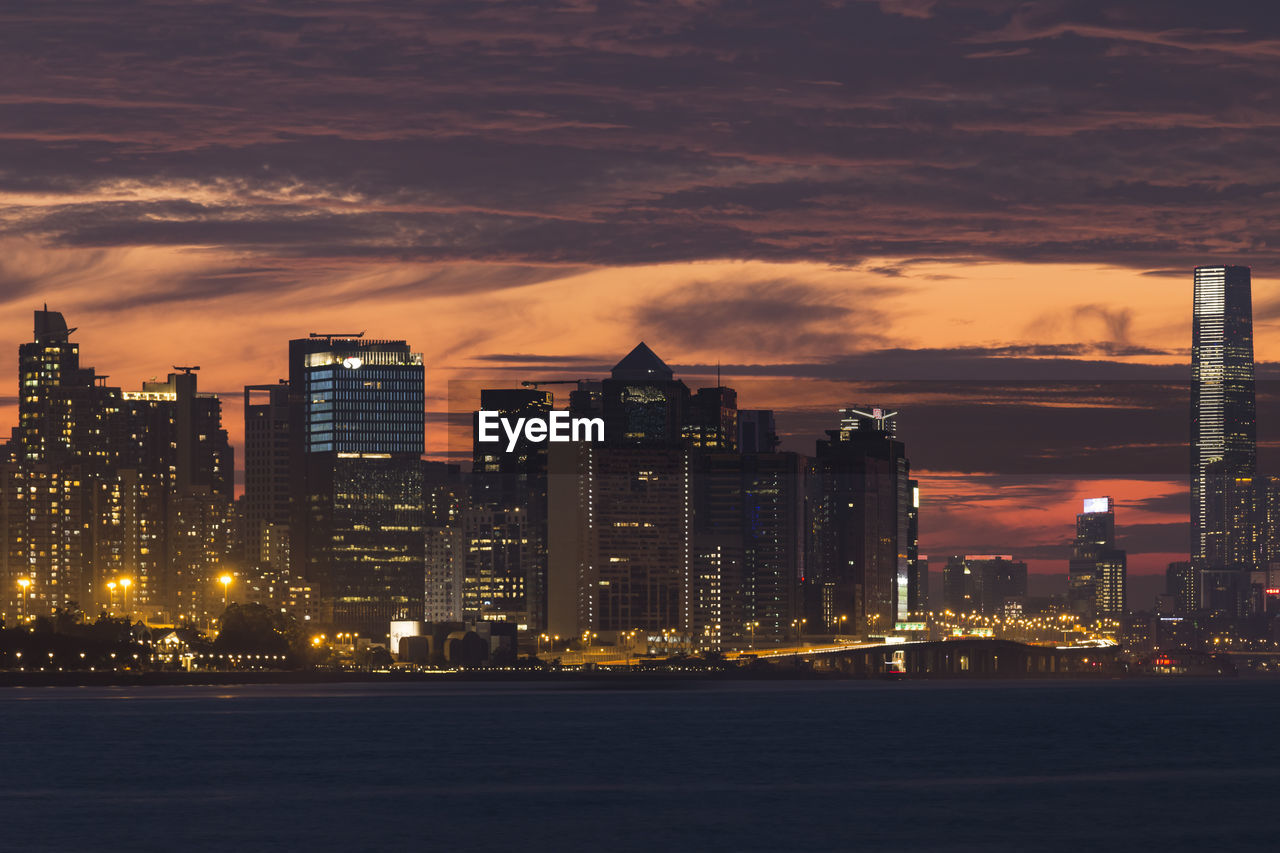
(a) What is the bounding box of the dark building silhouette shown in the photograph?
[685,386,738,452]
[806,407,911,634]
[740,451,805,640]
[602,342,689,446]
[244,382,291,576]
[288,335,425,639]
[737,409,779,454]
[943,555,1027,616]
[907,479,927,616]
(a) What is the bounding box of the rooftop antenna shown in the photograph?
[173,366,200,374]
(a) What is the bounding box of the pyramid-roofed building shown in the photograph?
[610,342,674,382]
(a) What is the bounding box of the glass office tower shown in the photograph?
[1191,265,1256,567]
[289,335,425,639]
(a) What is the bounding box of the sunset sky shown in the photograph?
[4,1,1280,581]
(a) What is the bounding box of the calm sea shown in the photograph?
[1,678,1276,852]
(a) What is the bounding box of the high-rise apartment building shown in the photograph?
[120,369,234,618]
[2,311,236,623]
[2,310,122,616]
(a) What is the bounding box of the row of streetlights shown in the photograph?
[11,572,235,624]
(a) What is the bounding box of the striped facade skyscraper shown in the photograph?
[1191,265,1256,567]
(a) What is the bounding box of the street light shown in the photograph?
[219,574,233,608]
[16,577,30,623]
[107,580,117,615]
[118,577,132,619]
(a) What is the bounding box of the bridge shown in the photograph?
[560,638,1117,677]
[733,638,1118,677]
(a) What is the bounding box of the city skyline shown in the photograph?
[7,5,1280,849]
[0,300,1270,587]
[6,3,1280,582]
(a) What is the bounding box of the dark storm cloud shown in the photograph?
[634,280,889,354]
[2,0,1280,271]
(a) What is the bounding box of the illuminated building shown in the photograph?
[584,445,690,634]
[288,335,425,639]
[1,310,235,623]
[684,386,738,451]
[906,478,927,617]
[740,451,805,641]
[602,342,689,446]
[121,369,234,619]
[471,388,551,630]
[1,310,122,616]
[423,462,465,622]
[1165,561,1198,614]
[943,555,1027,616]
[1068,497,1127,619]
[243,382,291,579]
[461,506,530,627]
[806,406,911,634]
[551,345,693,639]
[1191,265,1256,566]
[1203,465,1260,573]
[12,308,121,473]
[691,453,744,649]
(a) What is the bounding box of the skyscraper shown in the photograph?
[3,310,237,623]
[423,461,465,622]
[1068,497,1123,619]
[806,406,911,634]
[288,335,425,639]
[2,309,123,616]
[1192,265,1256,566]
[243,382,291,576]
[906,479,927,616]
[121,369,235,619]
[551,344,692,640]
[470,388,551,630]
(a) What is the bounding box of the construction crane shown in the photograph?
[521,379,587,390]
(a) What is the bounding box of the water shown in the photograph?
[1,679,1275,852]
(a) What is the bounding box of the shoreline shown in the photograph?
[0,667,1246,688]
